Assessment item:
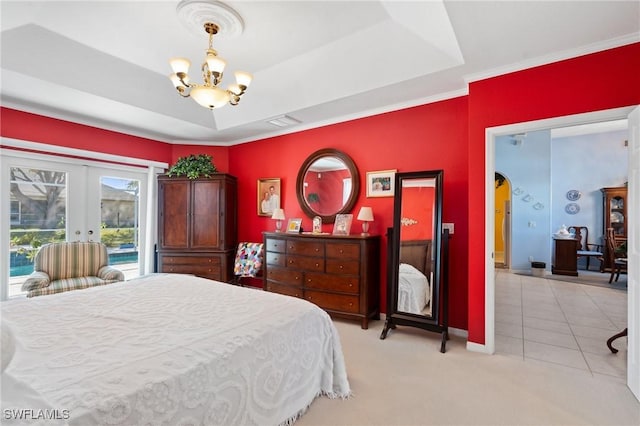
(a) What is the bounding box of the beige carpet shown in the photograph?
[297,318,639,426]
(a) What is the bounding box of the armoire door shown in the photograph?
[158,179,190,250]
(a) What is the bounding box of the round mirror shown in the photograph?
[296,148,360,223]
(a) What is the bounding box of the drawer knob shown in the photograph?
[315,263,319,267]
[340,249,344,253]
[339,265,343,269]
[349,302,353,307]
[315,248,319,252]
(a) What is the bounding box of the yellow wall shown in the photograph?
[494,177,510,252]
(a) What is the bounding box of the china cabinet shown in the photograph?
[601,186,627,271]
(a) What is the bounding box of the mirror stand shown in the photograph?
[379,169,450,352]
[380,228,450,352]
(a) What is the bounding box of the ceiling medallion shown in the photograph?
[176,0,244,39]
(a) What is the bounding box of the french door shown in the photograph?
[1,152,149,299]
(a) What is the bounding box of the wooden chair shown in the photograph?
[568,226,603,271]
[605,227,627,283]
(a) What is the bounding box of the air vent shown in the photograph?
[267,115,302,128]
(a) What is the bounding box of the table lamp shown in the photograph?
[357,207,374,235]
[271,208,285,232]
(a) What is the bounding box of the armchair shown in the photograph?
[21,242,124,297]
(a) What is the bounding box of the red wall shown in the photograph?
[228,97,470,329]
[2,42,638,342]
[0,108,173,164]
[467,42,640,344]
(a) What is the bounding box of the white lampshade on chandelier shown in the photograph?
[169,1,252,109]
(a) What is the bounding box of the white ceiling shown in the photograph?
[1,1,639,146]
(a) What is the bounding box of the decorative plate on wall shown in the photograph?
[566,190,581,201]
[565,203,580,214]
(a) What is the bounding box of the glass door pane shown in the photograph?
[98,176,142,281]
[9,166,67,297]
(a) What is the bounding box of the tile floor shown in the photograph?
[495,269,628,382]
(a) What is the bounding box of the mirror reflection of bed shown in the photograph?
[398,240,433,316]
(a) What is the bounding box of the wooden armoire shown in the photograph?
[157,174,237,282]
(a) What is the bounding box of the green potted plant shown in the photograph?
[167,154,217,179]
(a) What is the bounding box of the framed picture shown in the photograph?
[257,178,281,216]
[287,218,302,233]
[366,170,396,198]
[332,214,353,235]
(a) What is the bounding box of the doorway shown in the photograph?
[1,151,150,299]
[483,106,638,398]
[494,172,511,269]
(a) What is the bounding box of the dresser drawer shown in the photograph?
[305,290,359,313]
[265,251,285,267]
[286,240,324,256]
[286,255,324,271]
[266,238,286,253]
[305,272,359,294]
[266,282,303,298]
[266,267,303,286]
[326,243,360,260]
[161,255,220,265]
[325,259,359,275]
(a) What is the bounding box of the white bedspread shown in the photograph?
[1,274,350,425]
[397,263,430,315]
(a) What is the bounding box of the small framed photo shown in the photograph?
[366,170,396,198]
[287,218,302,233]
[257,178,281,216]
[332,214,353,236]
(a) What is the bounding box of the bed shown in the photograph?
[1,274,350,425]
[397,240,432,315]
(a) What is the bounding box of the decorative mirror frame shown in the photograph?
[380,169,450,352]
[296,148,360,224]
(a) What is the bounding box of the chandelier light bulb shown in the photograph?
[206,55,226,74]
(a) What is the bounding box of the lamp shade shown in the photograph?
[235,71,253,88]
[357,207,374,222]
[169,57,191,75]
[271,208,285,220]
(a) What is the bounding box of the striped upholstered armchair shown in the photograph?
[21,242,124,298]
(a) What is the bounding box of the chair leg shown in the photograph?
[609,268,615,284]
[586,257,590,270]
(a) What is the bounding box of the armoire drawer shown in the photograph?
[161,255,220,265]
[265,251,285,267]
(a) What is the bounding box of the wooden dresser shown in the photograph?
[263,232,380,329]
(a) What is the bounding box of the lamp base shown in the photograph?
[275,220,283,232]
[361,221,370,235]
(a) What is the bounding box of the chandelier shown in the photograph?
[169,21,252,109]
